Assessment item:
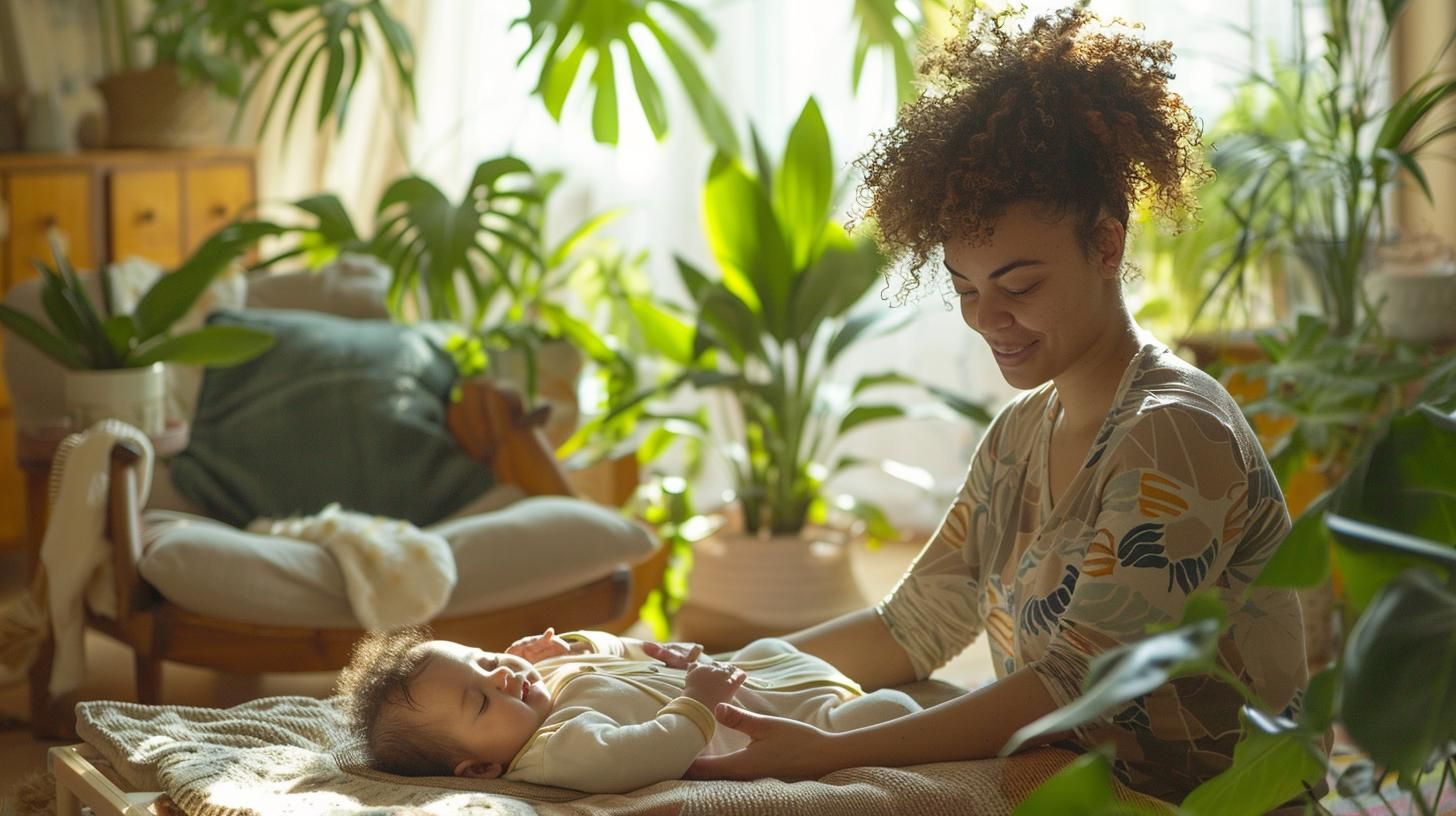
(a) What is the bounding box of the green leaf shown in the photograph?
[0,304,87,369]
[773,98,833,270]
[623,38,668,140]
[628,297,695,366]
[642,15,738,156]
[101,314,137,361]
[128,325,275,367]
[838,403,905,436]
[1012,750,1116,816]
[1339,569,1456,780]
[541,35,589,120]
[590,48,619,145]
[1180,708,1325,816]
[702,155,793,338]
[826,309,913,364]
[133,231,247,342]
[1253,490,1333,588]
[1001,619,1224,755]
[1299,666,1338,733]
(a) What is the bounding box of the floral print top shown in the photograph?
[877,337,1310,801]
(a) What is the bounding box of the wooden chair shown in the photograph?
[25,378,668,738]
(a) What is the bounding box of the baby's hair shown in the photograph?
[336,626,465,776]
[853,5,1209,302]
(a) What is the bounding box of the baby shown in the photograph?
[337,626,922,793]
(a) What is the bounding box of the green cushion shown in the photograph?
[170,310,493,527]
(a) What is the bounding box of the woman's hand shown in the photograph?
[641,640,704,669]
[686,704,840,781]
[505,627,577,663]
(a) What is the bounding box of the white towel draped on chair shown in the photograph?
[248,503,457,630]
[42,420,155,698]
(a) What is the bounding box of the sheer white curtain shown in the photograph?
[402,0,1299,530]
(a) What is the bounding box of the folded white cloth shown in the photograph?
[42,420,155,697]
[248,504,456,630]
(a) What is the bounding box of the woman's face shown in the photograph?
[943,201,1126,390]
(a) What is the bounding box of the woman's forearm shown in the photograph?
[829,667,1062,767]
[784,608,919,690]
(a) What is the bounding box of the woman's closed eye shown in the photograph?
[477,690,489,715]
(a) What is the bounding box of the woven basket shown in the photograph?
[96,64,231,149]
[677,530,866,650]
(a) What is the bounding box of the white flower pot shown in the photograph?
[677,529,866,650]
[64,363,167,435]
[1366,270,1456,344]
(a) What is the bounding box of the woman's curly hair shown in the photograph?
[854,5,1210,300]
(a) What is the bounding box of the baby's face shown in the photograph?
[407,640,552,777]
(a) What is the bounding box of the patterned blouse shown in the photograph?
[878,337,1311,801]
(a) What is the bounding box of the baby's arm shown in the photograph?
[558,630,703,665]
[510,699,717,793]
[510,662,746,793]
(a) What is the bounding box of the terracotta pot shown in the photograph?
[96,64,232,149]
[676,529,866,652]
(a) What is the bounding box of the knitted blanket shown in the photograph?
[74,691,1159,815]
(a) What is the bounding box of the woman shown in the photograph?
[688,7,1311,803]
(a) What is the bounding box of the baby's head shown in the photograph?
[338,627,552,778]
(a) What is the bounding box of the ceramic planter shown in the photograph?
[676,529,866,652]
[64,363,166,435]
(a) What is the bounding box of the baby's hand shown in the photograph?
[641,640,704,669]
[683,660,747,710]
[506,627,574,663]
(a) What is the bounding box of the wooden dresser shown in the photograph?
[0,148,256,556]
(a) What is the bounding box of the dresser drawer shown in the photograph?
[185,163,253,252]
[110,169,184,268]
[4,171,96,285]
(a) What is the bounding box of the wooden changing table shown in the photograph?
[50,744,179,816]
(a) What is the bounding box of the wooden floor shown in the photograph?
[0,541,994,804]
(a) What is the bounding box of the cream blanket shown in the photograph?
[247,503,456,629]
[75,690,1163,815]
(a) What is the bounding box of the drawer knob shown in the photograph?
[137,209,157,223]
[209,204,229,218]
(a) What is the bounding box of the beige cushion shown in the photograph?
[244,254,391,319]
[137,496,658,628]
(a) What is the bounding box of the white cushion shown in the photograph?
[137,496,658,628]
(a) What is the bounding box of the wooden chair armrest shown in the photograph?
[448,377,574,497]
[106,442,154,622]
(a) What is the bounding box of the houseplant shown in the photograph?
[645,98,991,645]
[512,0,941,152]
[94,0,416,146]
[0,226,275,434]
[1189,0,1456,338]
[238,157,633,447]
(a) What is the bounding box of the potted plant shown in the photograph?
[1188,0,1456,339]
[0,227,275,434]
[93,0,416,147]
[636,98,990,647]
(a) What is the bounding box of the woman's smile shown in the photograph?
[989,339,1038,367]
